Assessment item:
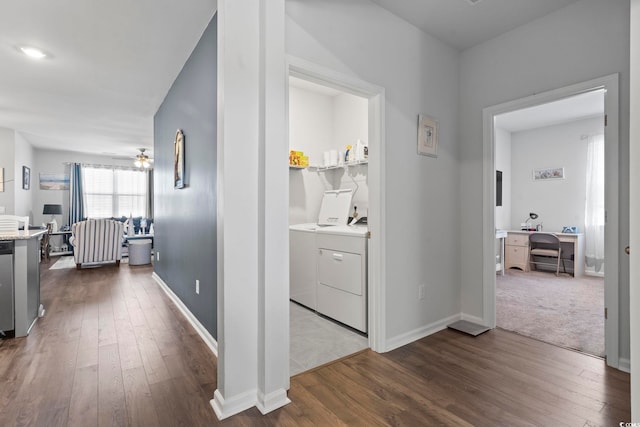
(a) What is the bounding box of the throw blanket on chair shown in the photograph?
[70,219,124,269]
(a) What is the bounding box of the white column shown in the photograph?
[212,0,289,420]
[630,0,640,420]
[256,0,290,415]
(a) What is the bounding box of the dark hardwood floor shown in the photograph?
[0,259,630,426]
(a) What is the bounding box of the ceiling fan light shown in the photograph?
[134,148,152,168]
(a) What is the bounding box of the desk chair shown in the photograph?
[529,232,565,276]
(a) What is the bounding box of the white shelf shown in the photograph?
[289,165,307,170]
[308,159,368,172]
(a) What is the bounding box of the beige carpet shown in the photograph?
[496,269,604,357]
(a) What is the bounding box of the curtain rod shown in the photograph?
[62,162,153,171]
[580,133,604,141]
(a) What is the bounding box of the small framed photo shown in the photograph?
[417,114,439,157]
[533,167,565,181]
[22,166,30,190]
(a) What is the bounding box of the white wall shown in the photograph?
[31,148,134,226]
[510,117,603,233]
[287,0,461,343]
[459,0,630,359]
[629,0,639,418]
[14,133,34,221]
[0,129,35,220]
[0,127,16,214]
[289,86,369,224]
[289,86,336,224]
[495,127,511,230]
[333,93,369,216]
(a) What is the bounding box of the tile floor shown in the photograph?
[290,301,368,376]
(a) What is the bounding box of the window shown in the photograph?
[83,166,149,218]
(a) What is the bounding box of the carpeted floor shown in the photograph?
[496,269,604,357]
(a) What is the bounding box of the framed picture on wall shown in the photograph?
[174,129,185,189]
[22,166,30,190]
[533,167,565,181]
[417,114,439,158]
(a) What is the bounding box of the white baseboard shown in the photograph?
[211,389,257,420]
[256,388,291,414]
[618,357,630,373]
[152,272,218,357]
[385,313,461,352]
[460,313,486,325]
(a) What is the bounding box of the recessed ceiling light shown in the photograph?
[19,46,47,59]
[466,0,483,4]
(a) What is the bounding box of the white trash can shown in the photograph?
[128,239,152,266]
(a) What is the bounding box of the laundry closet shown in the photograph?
[288,76,369,334]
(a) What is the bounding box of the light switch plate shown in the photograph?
[0,206,5,214]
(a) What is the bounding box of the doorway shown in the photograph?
[482,74,620,367]
[286,57,386,375]
[493,90,606,357]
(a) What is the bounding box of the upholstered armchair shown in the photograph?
[70,219,125,269]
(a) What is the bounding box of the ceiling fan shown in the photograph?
[134,148,153,168]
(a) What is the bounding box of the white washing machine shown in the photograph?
[289,189,368,333]
[289,223,318,310]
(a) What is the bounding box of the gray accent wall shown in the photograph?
[153,15,217,338]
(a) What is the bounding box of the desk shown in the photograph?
[505,230,585,277]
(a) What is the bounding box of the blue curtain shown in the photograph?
[68,163,85,225]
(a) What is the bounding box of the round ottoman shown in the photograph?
[128,239,152,266]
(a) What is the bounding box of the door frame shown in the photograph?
[481,74,620,367]
[286,56,387,352]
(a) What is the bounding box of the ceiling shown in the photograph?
[0,0,216,158]
[0,0,583,158]
[370,0,581,51]
[495,90,605,133]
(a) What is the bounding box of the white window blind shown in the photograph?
[83,166,148,218]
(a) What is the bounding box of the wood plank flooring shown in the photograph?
[0,261,630,426]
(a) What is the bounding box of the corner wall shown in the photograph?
[13,133,34,221]
[153,15,218,338]
[459,0,630,359]
[0,128,16,214]
[510,117,604,233]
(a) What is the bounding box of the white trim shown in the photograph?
[210,389,256,420]
[286,55,387,353]
[256,389,291,415]
[152,272,218,357]
[460,313,486,325]
[482,74,620,368]
[619,358,631,373]
[385,313,460,352]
